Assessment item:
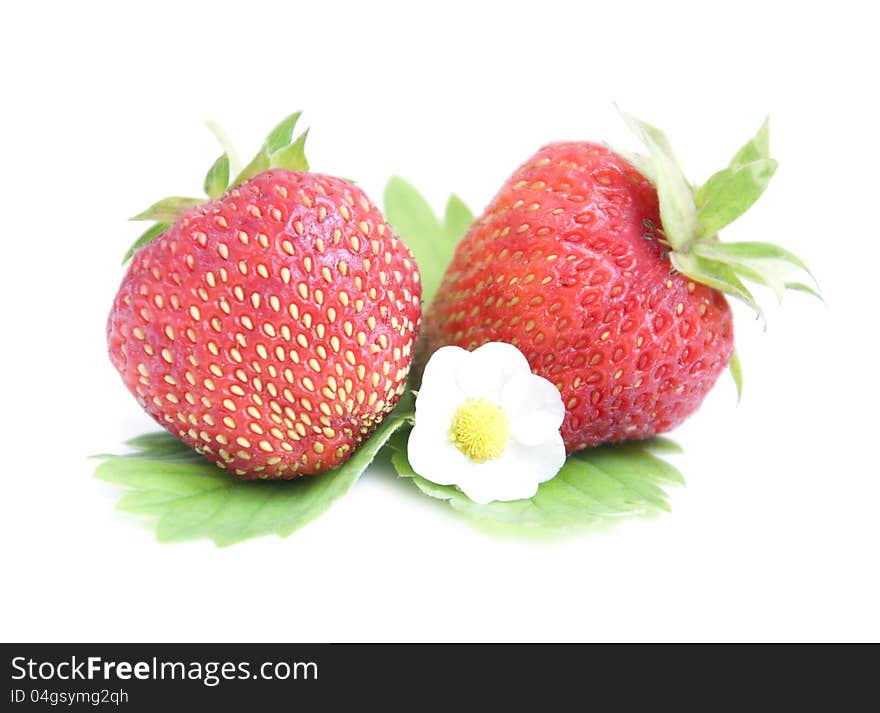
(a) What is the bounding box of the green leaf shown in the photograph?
[124,431,202,457]
[122,222,170,264]
[614,110,819,320]
[695,158,777,239]
[233,112,307,186]
[384,176,442,250]
[691,241,817,303]
[265,112,302,154]
[614,149,657,183]
[130,196,203,222]
[384,177,472,307]
[95,409,411,546]
[729,349,743,403]
[205,120,242,178]
[730,117,770,169]
[639,436,683,455]
[234,149,271,186]
[694,241,816,281]
[390,430,683,529]
[203,153,230,199]
[270,129,310,172]
[443,194,475,243]
[672,250,764,321]
[646,132,700,251]
[617,108,682,166]
[785,282,824,301]
[621,112,699,252]
[694,119,775,239]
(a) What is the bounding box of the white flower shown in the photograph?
[408,342,566,504]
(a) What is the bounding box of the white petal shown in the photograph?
[413,346,468,428]
[455,454,539,504]
[417,346,468,403]
[455,341,532,400]
[454,458,526,504]
[508,438,567,486]
[407,424,470,486]
[454,436,566,504]
[413,387,462,431]
[502,373,566,447]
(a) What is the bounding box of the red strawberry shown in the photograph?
[108,115,421,478]
[420,114,816,452]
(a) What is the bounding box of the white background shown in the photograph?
[2,1,877,642]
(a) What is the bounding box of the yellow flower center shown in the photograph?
[450,398,510,462]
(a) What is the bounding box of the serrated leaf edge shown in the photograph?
[95,410,411,546]
[389,427,684,530]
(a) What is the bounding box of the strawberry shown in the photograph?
[419,113,817,452]
[108,115,421,479]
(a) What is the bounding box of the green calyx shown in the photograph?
[616,110,821,323]
[123,113,312,264]
[232,111,310,186]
